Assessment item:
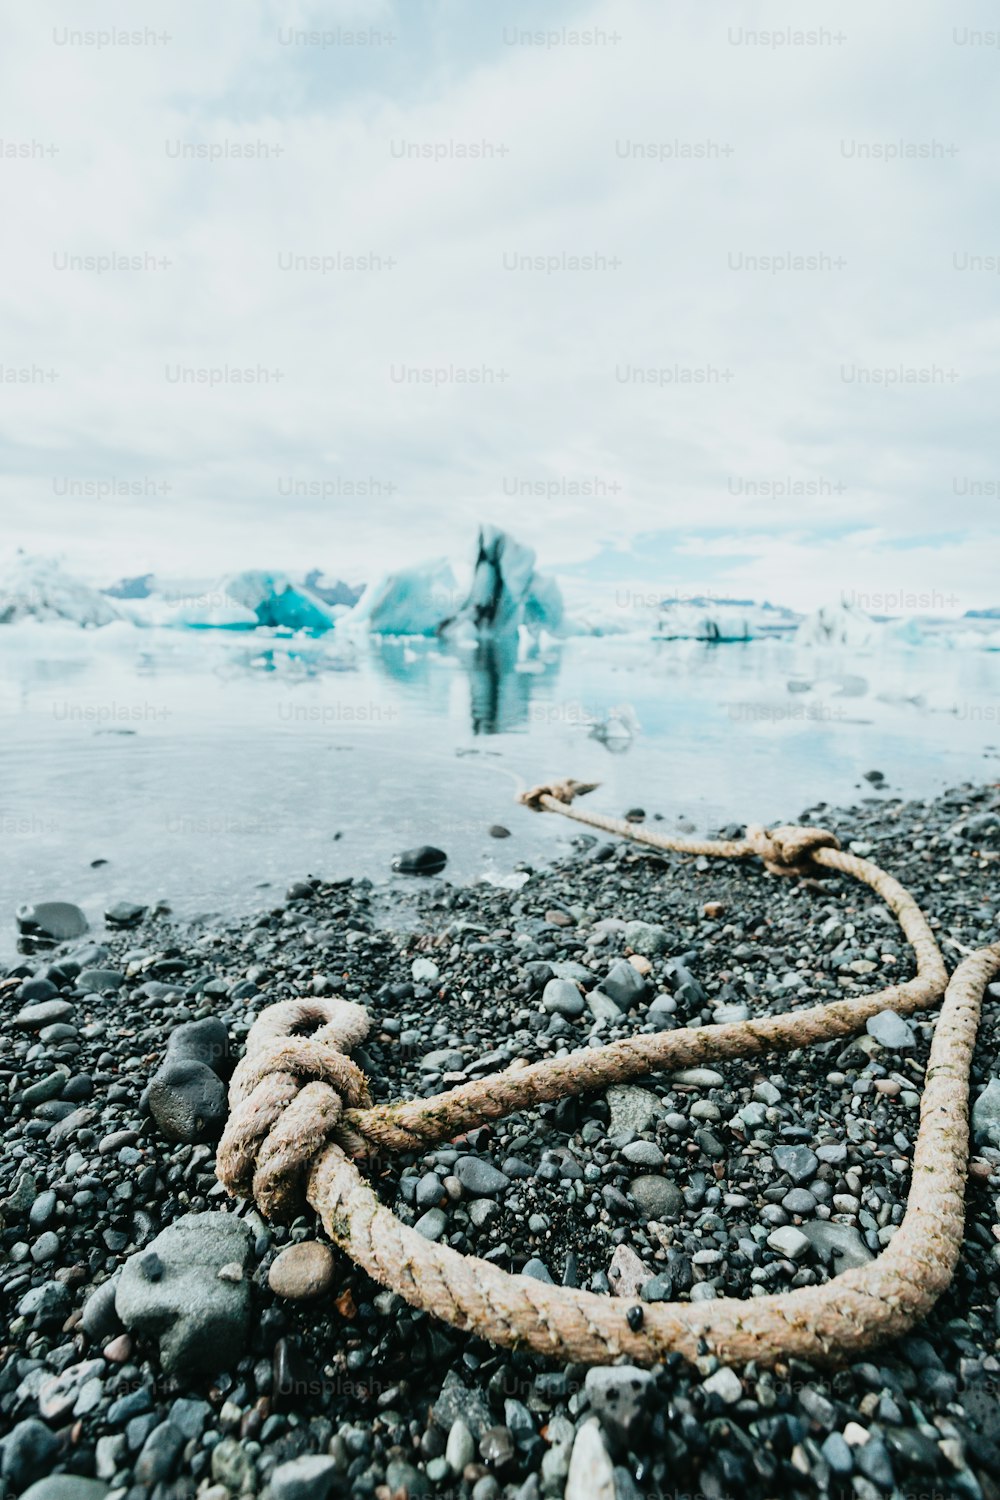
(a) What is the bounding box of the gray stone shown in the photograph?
[541,978,584,1018]
[105,900,147,927]
[587,990,623,1025]
[16,901,89,941]
[799,1219,874,1271]
[866,1010,916,1050]
[211,1436,255,1494]
[972,1078,1000,1144]
[455,1156,510,1197]
[0,1419,60,1490]
[115,1211,252,1377]
[433,1370,493,1439]
[147,1017,231,1144]
[607,1085,662,1135]
[772,1144,819,1184]
[585,1365,653,1444]
[415,1172,446,1210]
[20,1483,108,1500]
[597,960,648,1010]
[134,1422,184,1484]
[620,1141,664,1168]
[168,1397,211,1440]
[668,1068,724,1088]
[767,1225,811,1260]
[13,1000,74,1030]
[270,1455,342,1500]
[445,1419,476,1474]
[76,969,124,994]
[629,1175,684,1220]
[623,921,669,956]
[82,1278,122,1350]
[414,1208,448,1241]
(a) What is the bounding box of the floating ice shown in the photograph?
[0,554,121,627]
[346,558,460,636]
[796,601,881,648]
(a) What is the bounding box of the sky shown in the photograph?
[2,0,999,614]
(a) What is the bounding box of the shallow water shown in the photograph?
[3,623,999,958]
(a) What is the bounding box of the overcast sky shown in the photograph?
[3,0,998,612]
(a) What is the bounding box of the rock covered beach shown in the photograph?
[2,782,1000,1500]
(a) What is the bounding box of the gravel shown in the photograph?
[2,779,1000,1498]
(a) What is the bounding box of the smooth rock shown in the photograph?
[623,920,669,956]
[541,978,584,1018]
[703,1367,743,1404]
[455,1156,510,1197]
[607,1244,651,1299]
[105,900,147,927]
[972,1078,1000,1145]
[866,1010,916,1051]
[629,1175,683,1220]
[566,1420,615,1500]
[767,1225,811,1260]
[597,959,648,1010]
[115,1212,253,1377]
[20,1483,109,1500]
[16,901,89,941]
[799,1219,874,1270]
[393,845,447,875]
[268,1242,335,1301]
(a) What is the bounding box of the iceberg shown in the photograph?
[441,525,564,639]
[795,601,882,648]
[346,557,460,636]
[0,554,120,627]
[343,527,564,640]
[223,571,338,632]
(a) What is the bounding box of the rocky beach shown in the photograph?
[2,780,1000,1500]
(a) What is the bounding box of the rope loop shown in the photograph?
[519,778,600,811]
[217,997,372,1222]
[746,822,841,876]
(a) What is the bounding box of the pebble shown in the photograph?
[972,1078,1000,1144]
[541,978,585,1017]
[703,1367,743,1404]
[455,1156,510,1197]
[767,1225,811,1260]
[566,1420,615,1500]
[270,1455,342,1500]
[393,845,447,875]
[866,1010,917,1050]
[629,1175,684,1219]
[772,1144,819,1184]
[607,1084,662,1134]
[268,1242,336,1300]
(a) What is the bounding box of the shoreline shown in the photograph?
[3,778,1000,1499]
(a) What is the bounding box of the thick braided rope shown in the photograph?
[215,779,997,1367]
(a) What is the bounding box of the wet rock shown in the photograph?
[0,1419,61,1491]
[623,920,669,956]
[105,900,147,927]
[21,1482,109,1500]
[16,901,89,942]
[393,845,447,875]
[13,1000,74,1030]
[596,959,648,1010]
[455,1156,510,1197]
[799,1220,873,1270]
[972,1078,1000,1144]
[115,1211,252,1376]
[270,1455,342,1500]
[147,1017,231,1143]
[772,1144,819,1184]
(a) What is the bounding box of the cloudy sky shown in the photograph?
[3,0,998,612]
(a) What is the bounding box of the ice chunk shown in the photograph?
[346,558,460,636]
[796,601,880,648]
[0,554,120,627]
[443,525,564,638]
[223,571,337,632]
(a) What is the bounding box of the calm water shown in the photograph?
[3,623,999,957]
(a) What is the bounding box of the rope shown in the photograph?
[216,778,999,1368]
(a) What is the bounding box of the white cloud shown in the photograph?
[1,0,997,599]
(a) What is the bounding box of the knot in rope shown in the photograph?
[746,822,841,876]
[519,777,600,811]
[216,997,372,1223]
